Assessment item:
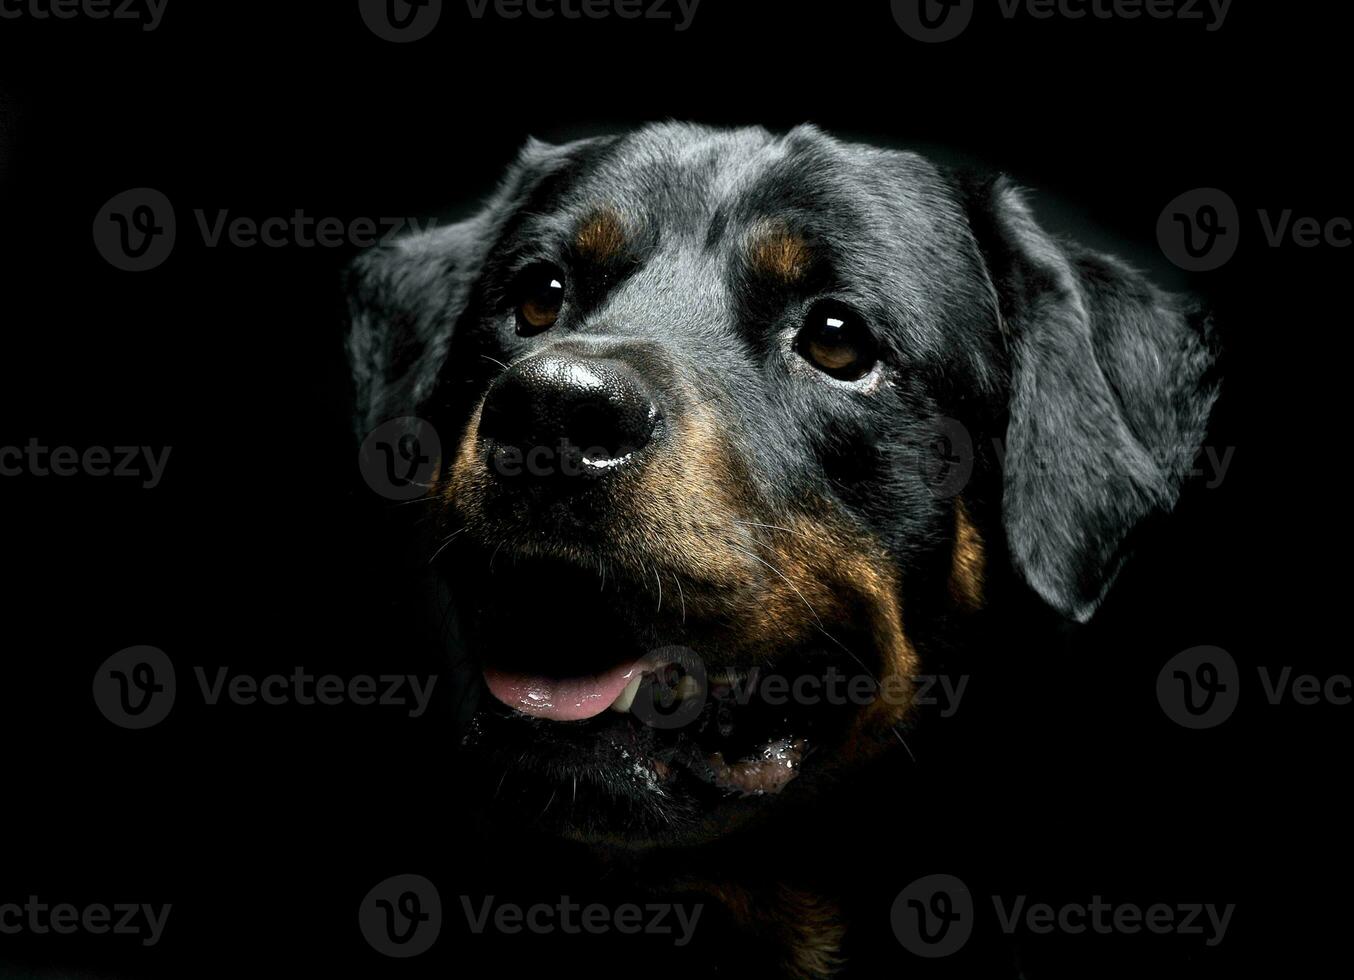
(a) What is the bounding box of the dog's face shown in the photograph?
[347,124,1215,847]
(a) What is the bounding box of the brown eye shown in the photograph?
[515,264,566,336]
[796,302,877,380]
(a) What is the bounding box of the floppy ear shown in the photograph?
[344,137,604,436]
[966,178,1219,622]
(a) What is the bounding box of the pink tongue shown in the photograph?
[482,661,644,721]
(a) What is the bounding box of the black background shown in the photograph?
[1,1,1347,976]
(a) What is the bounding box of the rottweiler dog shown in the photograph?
[345,122,1217,976]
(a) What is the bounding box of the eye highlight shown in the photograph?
[514,263,566,336]
[795,302,878,381]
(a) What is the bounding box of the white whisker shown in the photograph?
[428,528,465,564]
[731,520,797,535]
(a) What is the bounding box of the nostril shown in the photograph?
[478,354,659,480]
[567,395,654,462]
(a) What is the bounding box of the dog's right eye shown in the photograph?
[514,264,567,336]
[796,301,877,381]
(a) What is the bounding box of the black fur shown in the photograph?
[344,121,1218,976]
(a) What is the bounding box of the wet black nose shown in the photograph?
[478,354,659,480]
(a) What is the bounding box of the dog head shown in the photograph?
[346,123,1216,847]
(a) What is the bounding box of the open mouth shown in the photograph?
[478,652,817,798]
[449,552,861,817]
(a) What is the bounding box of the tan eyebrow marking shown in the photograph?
[574,208,627,262]
[747,223,812,284]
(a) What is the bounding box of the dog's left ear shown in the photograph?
[964,177,1219,622]
[344,136,609,437]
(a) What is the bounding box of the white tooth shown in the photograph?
[610,672,644,714]
[674,675,701,701]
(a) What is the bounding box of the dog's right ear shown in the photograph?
[344,137,602,437]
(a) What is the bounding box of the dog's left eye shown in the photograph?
[796,302,877,381]
[514,263,566,336]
